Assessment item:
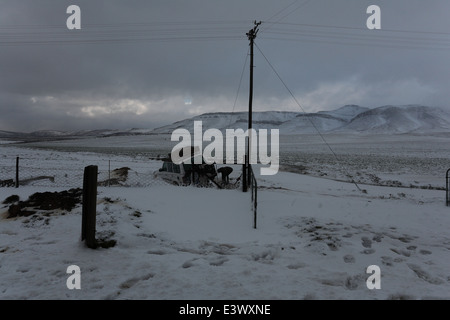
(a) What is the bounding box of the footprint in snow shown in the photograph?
[381,256,404,267]
[361,248,376,255]
[343,254,355,263]
[147,249,167,255]
[119,273,154,289]
[208,256,228,266]
[361,237,372,248]
[408,264,443,285]
[372,234,383,242]
[287,262,306,270]
[390,248,411,257]
[182,258,199,269]
[345,274,365,290]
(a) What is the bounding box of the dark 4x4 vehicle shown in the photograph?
[153,147,218,187]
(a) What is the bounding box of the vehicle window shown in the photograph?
[173,164,181,173]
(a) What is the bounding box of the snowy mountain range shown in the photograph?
[1,105,450,140]
[152,105,450,135]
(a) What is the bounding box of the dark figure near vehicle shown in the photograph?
[217,166,233,185]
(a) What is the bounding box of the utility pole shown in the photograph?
[243,21,261,193]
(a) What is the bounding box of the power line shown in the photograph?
[254,42,363,192]
[0,20,250,30]
[264,27,450,44]
[258,20,450,51]
[261,35,450,51]
[0,35,244,47]
[2,16,450,51]
[264,0,301,24]
[261,0,313,33]
[259,27,450,51]
[266,21,450,37]
[228,47,250,128]
[0,20,250,47]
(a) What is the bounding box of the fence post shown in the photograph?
[82,165,98,249]
[250,165,257,230]
[15,157,19,188]
[108,160,111,187]
[242,155,248,192]
[446,168,450,207]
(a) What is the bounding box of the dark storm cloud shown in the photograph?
[1,0,449,131]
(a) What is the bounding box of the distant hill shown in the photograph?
[339,105,450,134]
[152,105,450,135]
[318,105,370,121]
[152,111,300,133]
[0,128,155,142]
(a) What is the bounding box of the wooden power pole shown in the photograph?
[243,21,261,193]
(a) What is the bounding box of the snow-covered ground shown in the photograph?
[1,134,450,300]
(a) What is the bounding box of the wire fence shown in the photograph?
[0,156,167,188]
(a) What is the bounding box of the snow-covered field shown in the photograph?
[1,133,450,300]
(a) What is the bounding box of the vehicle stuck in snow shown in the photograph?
[153,146,221,188]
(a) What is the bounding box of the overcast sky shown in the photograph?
[1,0,450,132]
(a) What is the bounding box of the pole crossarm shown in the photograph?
[246,21,262,41]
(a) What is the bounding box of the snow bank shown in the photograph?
[1,166,450,300]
